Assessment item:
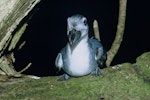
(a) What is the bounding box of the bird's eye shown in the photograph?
[82,18,87,26]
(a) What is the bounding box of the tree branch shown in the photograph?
[93,0,127,67]
[93,20,100,41]
[106,0,127,67]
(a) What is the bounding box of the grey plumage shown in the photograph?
[55,14,107,81]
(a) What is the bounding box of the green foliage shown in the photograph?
[134,52,150,82]
[0,52,150,100]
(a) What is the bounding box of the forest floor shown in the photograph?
[0,52,150,100]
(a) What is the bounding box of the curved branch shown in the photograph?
[106,0,127,67]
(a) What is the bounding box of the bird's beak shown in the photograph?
[68,29,81,46]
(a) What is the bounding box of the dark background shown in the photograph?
[14,0,150,76]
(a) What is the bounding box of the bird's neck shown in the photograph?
[69,35,89,53]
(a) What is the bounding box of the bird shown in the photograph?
[55,14,107,81]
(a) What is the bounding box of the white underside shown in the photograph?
[67,39,91,76]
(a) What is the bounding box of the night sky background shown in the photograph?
[14,0,150,76]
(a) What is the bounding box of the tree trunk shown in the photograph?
[0,0,40,76]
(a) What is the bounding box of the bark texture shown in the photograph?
[0,0,40,75]
[106,0,127,67]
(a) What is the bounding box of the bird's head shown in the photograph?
[67,14,89,47]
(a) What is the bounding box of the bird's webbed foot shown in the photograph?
[90,67,104,76]
[57,74,71,81]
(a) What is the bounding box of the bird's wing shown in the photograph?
[89,38,107,67]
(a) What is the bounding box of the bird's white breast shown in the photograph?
[67,39,91,76]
